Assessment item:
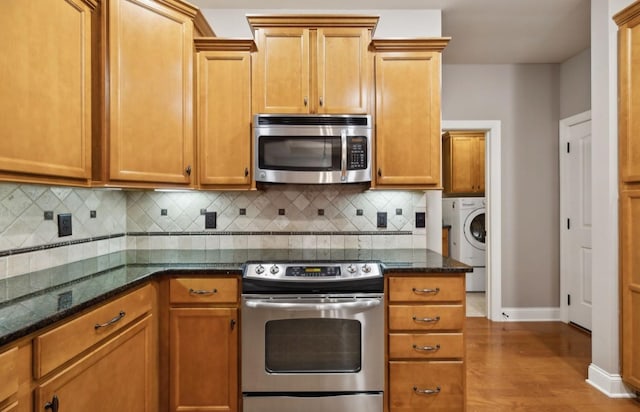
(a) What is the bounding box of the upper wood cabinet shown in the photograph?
[0,0,96,186]
[96,0,213,188]
[442,131,485,195]
[248,15,377,114]
[373,39,449,188]
[615,1,640,391]
[195,39,255,190]
[617,2,640,185]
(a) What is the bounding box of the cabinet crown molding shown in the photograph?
[371,38,451,52]
[194,38,256,52]
[614,1,640,26]
[151,0,215,36]
[247,14,379,33]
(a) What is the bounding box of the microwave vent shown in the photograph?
[256,115,370,127]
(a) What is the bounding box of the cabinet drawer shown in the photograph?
[34,284,152,378]
[389,333,463,359]
[388,276,464,303]
[0,347,18,403]
[389,305,464,331]
[389,361,464,411]
[170,277,238,304]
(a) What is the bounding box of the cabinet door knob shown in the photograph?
[377,168,382,177]
[304,96,308,106]
[45,395,60,412]
[319,96,323,106]
[244,167,249,177]
[185,165,192,176]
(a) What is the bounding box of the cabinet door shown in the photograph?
[317,28,370,114]
[170,308,238,412]
[35,316,156,412]
[197,50,251,188]
[475,137,486,192]
[108,0,194,184]
[375,52,441,187]
[450,137,476,193]
[0,0,93,183]
[253,28,310,114]
[618,9,640,184]
[620,189,640,389]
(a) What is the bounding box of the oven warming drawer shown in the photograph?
[243,393,383,412]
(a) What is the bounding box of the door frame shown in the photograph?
[442,120,502,321]
[559,110,592,325]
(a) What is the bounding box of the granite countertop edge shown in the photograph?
[0,249,471,347]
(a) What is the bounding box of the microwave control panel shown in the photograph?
[347,136,368,170]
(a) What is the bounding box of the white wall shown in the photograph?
[560,48,591,119]
[201,9,441,38]
[587,0,635,397]
[442,64,561,308]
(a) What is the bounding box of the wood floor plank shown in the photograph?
[465,318,640,411]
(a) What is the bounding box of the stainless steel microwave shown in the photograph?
[253,114,372,184]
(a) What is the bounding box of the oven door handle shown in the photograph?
[244,298,382,311]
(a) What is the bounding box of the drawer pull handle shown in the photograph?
[189,288,218,296]
[413,386,441,395]
[413,343,441,352]
[94,311,126,330]
[412,315,440,323]
[412,287,440,295]
[44,394,59,411]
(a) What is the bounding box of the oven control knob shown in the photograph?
[362,264,371,273]
[255,264,265,275]
[270,264,280,274]
[347,264,357,274]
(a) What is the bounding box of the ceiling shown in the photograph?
[188,0,590,64]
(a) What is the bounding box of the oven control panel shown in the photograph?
[243,262,382,281]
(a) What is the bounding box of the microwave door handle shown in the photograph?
[341,129,347,182]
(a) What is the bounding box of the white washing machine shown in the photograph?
[442,197,486,292]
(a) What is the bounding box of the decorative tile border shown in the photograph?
[0,234,126,257]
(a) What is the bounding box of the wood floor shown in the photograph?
[465,318,640,411]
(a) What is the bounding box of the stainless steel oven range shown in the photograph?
[241,261,384,412]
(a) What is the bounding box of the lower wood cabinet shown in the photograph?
[35,315,156,412]
[386,273,466,412]
[30,283,157,412]
[168,277,239,412]
[0,402,18,412]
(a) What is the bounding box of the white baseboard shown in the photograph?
[587,364,638,398]
[497,307,561,321]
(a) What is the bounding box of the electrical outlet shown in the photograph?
[205,212,217,229]
[377,212,387,228]
[57,213,72,237]
[415,212,426,228]
[57,291,73,311]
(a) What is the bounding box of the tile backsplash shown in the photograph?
[0,183,429,279]
[0,184,127,278]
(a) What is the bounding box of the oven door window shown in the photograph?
[258,136,341,171]
[265,318,361,373]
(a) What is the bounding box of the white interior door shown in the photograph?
[560,112,592,330]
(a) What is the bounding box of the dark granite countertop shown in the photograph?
[0,248,469,347]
